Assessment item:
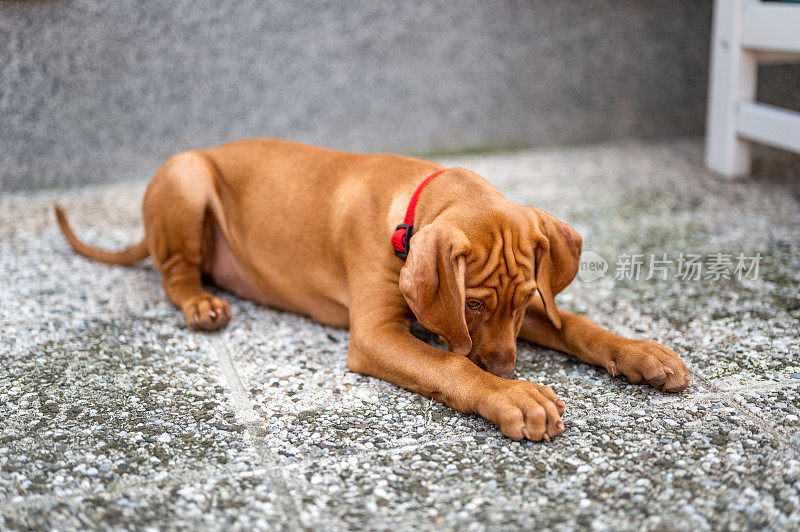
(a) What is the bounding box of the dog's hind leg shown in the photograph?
[142,152,231,331]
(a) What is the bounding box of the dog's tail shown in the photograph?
[54,205,149,266]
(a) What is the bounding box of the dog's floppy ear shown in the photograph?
[531,208,583,330]
[399,221,472,355]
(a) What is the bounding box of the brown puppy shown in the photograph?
[56,138,691,441]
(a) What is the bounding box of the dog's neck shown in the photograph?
[413,168,509,232]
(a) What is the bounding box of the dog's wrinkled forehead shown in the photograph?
[463,220,538,309]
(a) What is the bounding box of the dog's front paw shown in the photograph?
[182,294,231,332]
[478,381,566,442]
[606,339,691,393]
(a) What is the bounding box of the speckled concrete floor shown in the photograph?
[2,138,799,530]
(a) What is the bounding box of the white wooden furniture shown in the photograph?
[705,0,800,177]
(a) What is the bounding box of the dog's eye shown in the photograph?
[466,300,483,310]
[523,292,533,303]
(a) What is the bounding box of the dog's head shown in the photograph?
[399,204,581,378]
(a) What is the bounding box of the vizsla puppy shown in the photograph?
[56,139,691,441]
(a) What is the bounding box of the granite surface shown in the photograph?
[4,0,800,191]
[1,138,800,530]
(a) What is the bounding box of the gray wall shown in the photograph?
[1,0,798,190]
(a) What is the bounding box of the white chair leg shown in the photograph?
[705,0,758,177]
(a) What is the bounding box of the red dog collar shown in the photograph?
[391,168,448,259]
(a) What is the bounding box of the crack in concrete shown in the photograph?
[207,336,260,426]
[691,373,793,447]
[205,336,309,529]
